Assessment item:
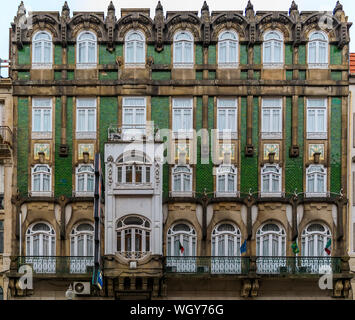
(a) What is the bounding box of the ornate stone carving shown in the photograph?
[154,1,165,52]
[105,1,117,52]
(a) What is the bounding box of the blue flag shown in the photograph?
[240,240,247,254]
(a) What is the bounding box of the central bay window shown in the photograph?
[308,31,328,68]
[122,97,146,139]
[125,30,145,67]
[261,164,282,197]
[172,165,192,196]
[263,30,284,68]
[31,164,52,196]
[32,31,53,69]
[116,216,151,259]
[116,152,151,185]
[76,98,96,139]
[218,30,239,68]
[32,98,52,139]
[77,31,97,68]
[306,165,327,197]
[306,98,327,139]
[261,98,282,139]
[172,98,193,138]
[75,164,95,196]
[217,98,238,139]
[173,31,194,68]
[216,164,237,196]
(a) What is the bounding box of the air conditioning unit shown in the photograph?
[73,282,91,295]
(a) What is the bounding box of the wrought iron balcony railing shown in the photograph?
[165,256,250,275]
[256,256,342,275]
[18,256,94,275]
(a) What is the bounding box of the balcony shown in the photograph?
[165,256,250,275]
[165,256,342,275]
[0,126,13,158]
[18,256,94,275]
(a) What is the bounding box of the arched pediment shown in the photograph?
[117,13,154,40]
[69,13,105,40]
[211,14,248,41]
[166,14,201,41]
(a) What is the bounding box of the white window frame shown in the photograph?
[263,30,284,69]
[32,98,52,140]
[211,223,241,256]
[75,164,95,197]
[306,165,327,198]
[217,98,238,139]
[306,98,328,140]
[173,31,194,69]
[70,223,94,257]
[261,98,282,139]
[308,31,329,69]
[116,216,151,260]
[215,164,238,197]
[261,164,282,197]
[172,97,193,139]
[256,222,286,257]
[26,222,56,256]
[122,97,147,140]
[167,223,196,257]
[76,31,97,69]
[31,164,52,197]
[218,30,239,68]
[171,164,193,197]
[301,223,331,257]
[76,98,97,140]
[124,30,146,68]
[32,31,53,69]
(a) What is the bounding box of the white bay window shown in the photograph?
[261,164,282,197]
[31,164,52,197]
[306,165,327,197]
[172,165,192,196]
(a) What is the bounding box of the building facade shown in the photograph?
[4,1,353,299]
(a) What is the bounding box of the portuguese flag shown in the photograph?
[324,239,331,255]
[291,241,299,254]
[179,241,184,254]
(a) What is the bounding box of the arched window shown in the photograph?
[116,216,151,259]
[31,165,51,194]
[212,223,241,256]
[216,165,237,195]
[172,165,192,194]
[26,222,55,256]
[263,30,283,67]
[70,223,94,256]
[306,165,327,196]
[218,30,239,67]
[173,31,194,68]
[308,31,328,68]
[117,151,152,185]
[167,223,196,256]
[301,223,331,256]
[77,31,97,68]
[32,31,53,68]
[261,164,281,196]
[125,30,145,66]
[256,223,286,256]
[76,164,95,195]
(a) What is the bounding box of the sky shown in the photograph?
[0,0,354,76]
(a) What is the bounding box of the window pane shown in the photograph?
[229,42,237,63]
[78,110,86,131]
[44,42,51,63]
[263,109,270,132]
[319,43,327,63]
[308,175,315,193]
[219,42,227,63]
[33,175,41,191]
[218,110,226,130]
[184,42,193,63]
[136,42,144,62]
[317,110,325,132]
[33,110,42,131]
[183,174,190,191]
[308,110,316,132]
[228,174,234,192]
[218,175,225,192]
[174,174,181,191]
[87,174,94,192]
[175,42,182,63]
[309,43,316,63]
[126,166,133,183]
[126,42,134,63]
[117,167,122,183]
[43,109,51,131]
[135,166,142,183]
[124,108,134,125]
[88,43,96,63]
[43,174,50,191]
[264,43,271,63]
[145,167,150,183]
[88,109,95,131]
[78,175,85,191]
[274,42,281,62]
[78,236,84,256]
[262,175,269,192]
[79,43,86,63]
[317,175,324,192]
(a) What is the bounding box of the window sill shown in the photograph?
[29,191,53,197]
[260,192,283,198]
[76,132,97,140]
[263,63,284,69]
[32,63,53,70]
[76,63,97,70]
[32,132,52,140]
[261,132,282,140]
[307,132,327,140]
[305,192,328,198]
[73,191,94,197]
[308,64,328,69]
[173,63,194,69]
[218,63,239,69]
[170,191,194,197]
[215,192,240,198]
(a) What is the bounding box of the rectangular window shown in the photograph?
[0,220,3,253]
[261,98,282,139]
[122,97,146,129]
[76,98,97,139]
[32,98,52,132]
[307,98,327,139]
[172,98,193,136]
[217,98,238,138]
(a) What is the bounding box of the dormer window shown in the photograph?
[32,31,53,69]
